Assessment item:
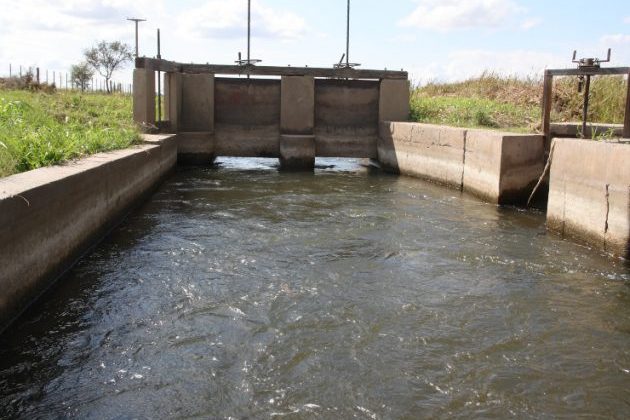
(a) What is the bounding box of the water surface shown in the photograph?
[1,158,629,418]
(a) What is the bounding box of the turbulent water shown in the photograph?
[1,158,629,419]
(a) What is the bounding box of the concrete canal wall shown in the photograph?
[378,122,545,205]
[547,138,630,259]
[0,135,177,332]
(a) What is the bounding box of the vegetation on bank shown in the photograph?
[0,86,139,178]
[410,73,627,132]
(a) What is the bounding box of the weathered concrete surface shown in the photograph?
[463,129,544,204]
[281,76,314,135]
[0,135,177,332]
[547,138,630,258]
[279,135,316,171]
[133,68,156,125]
[378,122,465,188]
[378,123,545,204]
[379,79,410,123]
[180,74,215,132]
[315,79,379,158]
[214,78,281,157]
[178,132,215,165]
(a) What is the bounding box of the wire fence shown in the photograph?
[1,63,133,94]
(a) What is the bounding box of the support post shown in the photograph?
[542,71,553,143]
[133,67,156,126]
[624,72,630,138]
[280,76,316,171]
[163,72,182,133]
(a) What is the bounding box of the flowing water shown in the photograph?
[1,158,629,419]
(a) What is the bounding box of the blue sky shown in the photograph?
[1,0,629,85]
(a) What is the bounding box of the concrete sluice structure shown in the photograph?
[133,58,410,170]
[0,58,628,333]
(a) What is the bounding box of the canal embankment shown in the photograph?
[0,134,176,332]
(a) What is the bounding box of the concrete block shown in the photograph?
[463,130,544,204]
[177,132,215,165]
[378,122,465,188]
[181,74,215,132]
[280,135,316,171]
[547,138,630,258]
[0,135,177,332]
[133,68,156,125]
[281,76,314,135]
[315,79,379,157]
[379,79,410,123]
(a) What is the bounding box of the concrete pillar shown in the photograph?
[279,135,316,171]
[133,68,156,126]
[280,76,315,170]
[379,79,410,123]
[181,74,214,132]
[178,74,215,165]
[163,72,182,133]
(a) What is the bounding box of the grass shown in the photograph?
[410,73,627,132]
[0,89,139,178]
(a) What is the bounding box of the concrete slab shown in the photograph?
[177,132,215,164]
[463,130,544,204]
[378,122,465,189]
[547,138,630,258]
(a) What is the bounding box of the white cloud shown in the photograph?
[177,0,306,41]
[409,49,565,85]
[399,0,522,31]
[600,34,630,45]
[521,18,542,30]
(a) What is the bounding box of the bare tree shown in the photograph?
[84,41,133,94]
[71,62,94,92]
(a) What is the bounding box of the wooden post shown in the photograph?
[624,72,630,138]
[542,70,553,141]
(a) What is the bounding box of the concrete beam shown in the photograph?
[133,68,156,126]
[136,57,409,80]
[280,135,315,171]
[281,76,314,135]
[379,79,410,123]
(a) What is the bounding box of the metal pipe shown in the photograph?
[127,18,146,58]
[582,75,591,138]
[346,0,350,67]
[157,28,162,122]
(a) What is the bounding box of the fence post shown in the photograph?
[9,64,11,78]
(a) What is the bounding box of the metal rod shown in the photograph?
[247,0,251,63]
[127,18,146,58]
[542,71,553,141]
[623,73,630,138]
[346,0,350,67]
[157,28,162,122]
[582,75,591,138]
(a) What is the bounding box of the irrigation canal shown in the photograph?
[0,158,628,418]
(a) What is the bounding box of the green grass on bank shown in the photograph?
[410,73,627,132]
[0,89,139,178]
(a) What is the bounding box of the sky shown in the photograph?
[0,0,629,86]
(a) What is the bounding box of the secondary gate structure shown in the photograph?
[132,57,410,170]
